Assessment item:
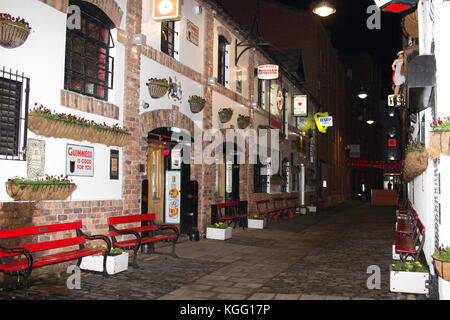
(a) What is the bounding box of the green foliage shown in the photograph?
[0,13,31,30]
[392,261,427,273]
[146,78,169,88]
[250,214,264,220]
[92,245,123,256]
[188,95,205,103]
[434,245,450,261]
[219,108,233,115]
[406,141,425,154]
[431,117,450,131]
[237,114,250,122]
[32,104,129,135]
[8,175,73,190]
[209,222,229,229]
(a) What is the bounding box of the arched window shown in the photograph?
[64,0,115,101]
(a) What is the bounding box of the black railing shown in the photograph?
[0,67,29,161]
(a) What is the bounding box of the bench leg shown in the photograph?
[171,238,179,258]
[131,246,140,269]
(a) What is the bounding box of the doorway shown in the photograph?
[147,127,198,235]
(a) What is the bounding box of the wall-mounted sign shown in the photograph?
[257,64,279,80]
[27,139,45,179]
[276,89,284,111]
[152,0,181,22]
[314,112,333,133]
[165,170,181,224]
[110,150,119,180]
[293,95,307,116]
[171,148,181,169]
[186,20,199,46]
[66,144,94,177]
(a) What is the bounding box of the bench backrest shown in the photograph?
[107,214,158,236]
[273,197,287,209]
[0,221,85,258]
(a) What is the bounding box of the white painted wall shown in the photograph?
[139,55,204,130]
[0,0,127,201]
[141,0,204,74]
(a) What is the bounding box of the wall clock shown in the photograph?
[153,0,181,21]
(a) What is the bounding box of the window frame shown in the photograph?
[161,20,178,58]
[64,1,115,101]
[218,35,229,86]
[0,68,29,161]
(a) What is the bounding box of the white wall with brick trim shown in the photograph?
[0,0,126,201]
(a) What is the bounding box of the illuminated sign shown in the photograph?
[257,64,279,80]
[293,95,307,117]
[152,0,181,21]
[314,112,332,133]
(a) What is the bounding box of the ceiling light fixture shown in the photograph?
[357,90,368,99]
[313,1,336,17]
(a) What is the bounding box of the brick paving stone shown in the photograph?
[0,201,431,301]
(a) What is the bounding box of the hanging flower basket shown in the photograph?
[146,78,169,99]
[402,142,428,183]
[428,131,450,161]
[237,115,250,129]
[218,108,233,123]
[0,14,31,49]
[28,105,131,147]
[6,176,77,201]
[188,95,205,113]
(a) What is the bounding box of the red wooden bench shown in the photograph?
[0,221,111,291]
[285,196,301,217]
[107,213,179,268]
[273,197,290,220]
[397,200,411,218]
[395,218,425,262]
[254,199,281,219]
[396,208,418,235]
[215,201,248,229]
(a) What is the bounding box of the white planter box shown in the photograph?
[248,218,266,229]
[300,207,307,215]
[389,264,429,295]
[80,252,129,275]
[307,206,317,213]
[206,227,232,240]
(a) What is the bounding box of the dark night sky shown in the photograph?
[220,0,404,95]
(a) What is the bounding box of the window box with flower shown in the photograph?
[0,13,31,48]
[390,261,430,295]
[28,104,130,147]
[428,116,450,160]
[5,175,77,201]
[206,222,232,240]
[80,245,129,275]
[248,214,266,229]
[300,205,307,215]
[402,141,428,182]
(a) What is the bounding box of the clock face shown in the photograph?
[158,0,173,15]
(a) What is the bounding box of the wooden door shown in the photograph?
[147,142,165,223]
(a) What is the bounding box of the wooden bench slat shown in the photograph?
[107,213,156,225]
[0,247,106,271]
[108,225,159,236]
[0,221,82,239]
[216,201,240,209]
[0,236,86,258]
[113,234,177,248]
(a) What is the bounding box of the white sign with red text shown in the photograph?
[66,144,94,176]
[257,64,279,80]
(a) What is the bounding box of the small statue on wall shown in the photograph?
[392,50,406,95]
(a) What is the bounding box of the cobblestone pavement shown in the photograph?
[0,201,432,301]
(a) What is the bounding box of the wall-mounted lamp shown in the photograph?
[366,119,375,125]
[250,102,258,108]
[357,90,368,99]
[207,77,217,85]
[132,33,147,46]
[312,1,336,17]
